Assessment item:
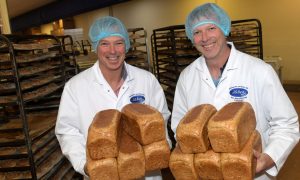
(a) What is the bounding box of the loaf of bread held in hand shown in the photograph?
[221,130,262,180]
[143,139,170,171]
[87,109,122,159]
[86,154,119,180]
[194,149,223,180]
[117,130,145,180]
[176,104,217,153]
[169,145,198,180]
[121,104,165,145]
[208,102,256,152]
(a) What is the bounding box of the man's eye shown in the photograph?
[193,31,200,35]
[116,42,124,45]
[117,41,124,44]
[209,26,216,31]
[100,42,109,46]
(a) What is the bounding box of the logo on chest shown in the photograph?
[129,93,145,104]
[229,86,248,101]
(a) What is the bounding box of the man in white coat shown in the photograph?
[171,3,299,180]
[55,16,171,179]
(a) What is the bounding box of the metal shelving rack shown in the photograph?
[57,35,79,79]
[152,25,199,111]
[228,19,263,59]
[0,34,78,179]
[126,27,151,72]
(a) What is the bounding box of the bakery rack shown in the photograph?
[126,27,151,72]
[57,35,79,80]
[0,34,78,179]
[228,19,263,59]
[151,25,199,111]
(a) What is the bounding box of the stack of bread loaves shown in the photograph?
[169,102,262,180]
[86,104,170,180]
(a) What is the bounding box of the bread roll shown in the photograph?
[208,102,256,152]
[122,104,165,145]
[176,104,217,153]
[143,140,170,171]
[118,130,145,180]
[221,130,262,180]
[87,109,122,159]
[194,149,223,180]
[169,146,198,180]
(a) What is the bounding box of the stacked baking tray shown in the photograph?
[228,19,263,59]
[152,25,199,111]
[0,34,77,179]
[126,27,151,72]
[57,35,79,79]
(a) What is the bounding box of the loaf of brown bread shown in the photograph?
[221,130,262,180]
[143,139,170,171]
[87,109,122,160]
[207,102,256,152]
[169,146,198,180]
[121,104,165,145]
[194,149,223,180]
[176,104,217,153]
[117,130,145,180]
[86,156,119,180]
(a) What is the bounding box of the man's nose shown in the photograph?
[109,44,116,53]
[201,31,208,42]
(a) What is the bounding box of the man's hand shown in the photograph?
[253,150,275,174]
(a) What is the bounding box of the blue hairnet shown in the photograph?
[89,16,130,52]
[185,3,231,43]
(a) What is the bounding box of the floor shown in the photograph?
[162,91,300,180]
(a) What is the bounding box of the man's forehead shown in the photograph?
[100,36,124,41]
[194,23,218,30]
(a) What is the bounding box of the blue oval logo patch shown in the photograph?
[130,95,145,104]
[229,88,248,98]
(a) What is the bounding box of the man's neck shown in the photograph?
[206,44,231,79]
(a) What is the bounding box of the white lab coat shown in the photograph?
[171,42,299,180]
[55,61,171,180]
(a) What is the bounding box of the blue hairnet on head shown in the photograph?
[89,16,130,52]
[185,3,231,43]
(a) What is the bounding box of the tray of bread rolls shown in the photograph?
[0,54,10,63]
[12,42,57,50]
[0,129,55,159]
[0,145,65,179]
[15,51,58,63]
[0,132,57,172]
[0,75,62,93]
[0,83,62,105]
[0,64,57,77]
[0,112,56,147]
